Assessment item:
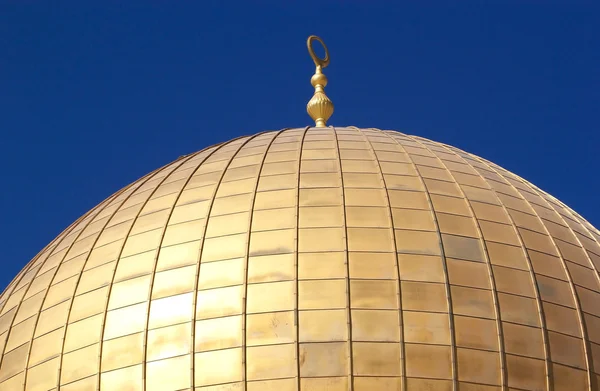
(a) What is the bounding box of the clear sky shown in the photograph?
[1,2,598,291]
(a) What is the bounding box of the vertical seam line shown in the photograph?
[294,126,311,391]
[434,142,553,391]
[189,132,269,390]
[356,127,406,390]
[332,126,354,391]
[240,129,290,389]
[465,150,593,390]
[379,129,458,391]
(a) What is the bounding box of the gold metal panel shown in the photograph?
[398,254,445,283]
[404,311,450,345]
[299,280,346,310]
[211,194,253,216]
[171,200,210,224]
[194,348,243,386]
[486,242,528,270]
[301,377,348,391]
[146,354,191,391]
[247,281,294,313]
[196,286,242,320]
[121,229,162,258]
[201,233,246,263]
[246,343,296,380]
[456,348,501,385]
[342,159,380,173]
[454,315,498,350]
[70,286,109,323]
[35,300,70,337]
[196,315,242,352]
[29,327,63,366]
[246,311,294,346]
[248,254,295,284]
[447,258,490,289]
[505,354,546,390]
[44,275,78,309]
[442,233,485,262]
[405,343,452,379]
[451,286,495,318]
[344,188,387,207]
[103,303,147,340]
[347,228,394,252]
[299,206,343,228]
[385,175,425,192]
[64,314,103,353]
[502,322,544,359]
[147,322,191,361]
[114,250,155,282]
[404,378,452,391]
[6,316,36,353]
[151,265,195,299]
[300,309,347,342]
[101,332,144,372]
[548,331,586,369]
[24,357,59,391]
[392,208,436,231]
[60,343,99,384]
[536,275,575,308]
[301,159,338,173]
[162,219,205,247]
[76,261,115,296]
[349,252,396,280]
[388,190,429,210]
[0,342,28,381]
[350,280,397,309]
[431,194,471,216]
[197,258,244,290]
[59,374,97,391]
[300,342,348,377]
[298,252,346,280]
[492,266,535,297]
[299,228,346,252]
[395,230,441,256]
[437,212,479,238]
[528,249,566,280]
[0,370,24,391]
[155,239,199,273]
[108,275,152,310]
[497,293,540,327]
[205,212,249,238]
[552,363,588,391]
[401,282,448,312]
[247,378,298,391]
[542,301,581,337]
[345,206,390,228]
[100,364,142,390]
[255,189,296,209]
[252,208,295,231]
[249,229,295,256]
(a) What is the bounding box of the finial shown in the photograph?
[306,35,334,128]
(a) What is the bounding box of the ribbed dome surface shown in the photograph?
[1,127,600,391]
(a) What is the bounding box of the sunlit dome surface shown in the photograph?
[1,127,599,391]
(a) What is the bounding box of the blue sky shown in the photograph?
[1,2,598,290]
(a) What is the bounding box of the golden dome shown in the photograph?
[1,127,599,391]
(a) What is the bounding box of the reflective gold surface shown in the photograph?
[306,36,334,128]
[1,127,600,390]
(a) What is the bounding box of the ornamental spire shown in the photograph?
[306,35,334,127]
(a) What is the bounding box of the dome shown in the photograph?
[1,127,600,391]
